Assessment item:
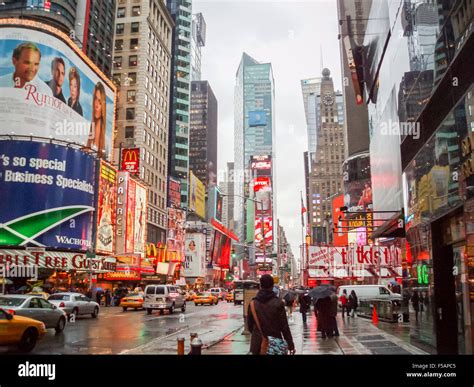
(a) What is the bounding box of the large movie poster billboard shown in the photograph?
[184,233,206,278]
[0,21,116,159]
[167,208,185,263]
[0,140,95,250]
[134,182,147,255]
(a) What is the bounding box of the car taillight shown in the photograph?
[59,302,65,308]
[138,299,143,302]
[7,309,15,315]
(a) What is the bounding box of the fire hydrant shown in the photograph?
[190,337,203,355]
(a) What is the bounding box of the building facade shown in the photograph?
[234,52,276,276]
[189,80,217,190]
[190,12,205,82]
[357,0,474,354]
[305,68,345,244]
[112,0,174,244]
[166,0,192,209]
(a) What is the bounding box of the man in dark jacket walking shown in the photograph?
[247,275,295,355]
[298,292,311,324]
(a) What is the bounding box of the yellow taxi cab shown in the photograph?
[194,292,218,306]
[186,291,197,301]
[120,293,145,311]
[27,292,50,300]
[0,308,47,352]
[226,292,234,303]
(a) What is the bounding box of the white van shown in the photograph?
[337,285,402,306]
[143,285,186,315]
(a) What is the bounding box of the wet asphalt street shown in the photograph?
[0,301,244,355]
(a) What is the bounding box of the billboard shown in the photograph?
[96,161,117,255]
[343,153,373,213]
[207,186,223,223]
[254,177,272,217]
[0,141,95,251]
[250,155,272,172]
[0,21,116,159]
[254,217,273,251]
[134,181,147,255]
[125,179,136,253]
[184,233,206,278]
[249,110,267,127]
[168,177,181,208]
[167,208,185,263]
[121,148,140,174]
[115,171,129,255]
[332,194,348,246]
[189,171,206,219]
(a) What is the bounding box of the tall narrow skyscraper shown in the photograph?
[167,0,192,209]
[234,53,276,276]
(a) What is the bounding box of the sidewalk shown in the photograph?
[204,311,428,355]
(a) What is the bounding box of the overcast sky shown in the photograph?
[194,0,343,263]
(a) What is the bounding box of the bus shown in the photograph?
[233,280,259,305]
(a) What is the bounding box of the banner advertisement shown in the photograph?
[307,245,402,268]
[121,148,139,174]
[254,179,272,217]
[125,179,136,253]
[0,21,116,159]
[207,186,223,223]
[254,216,273,250]
[0,249,116,272]
[0,141,95,251]
[332,194,348,246]
[184,233,206,278]
[133,181,146,255]
[189,171,206,219]
[115,171,129,255]
[168,177,181,208]
[167,208,185,263]
[343,153,373,213]
[96,161,116,255]
[250,155,271,172]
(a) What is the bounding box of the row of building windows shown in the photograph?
[147,207,166,229]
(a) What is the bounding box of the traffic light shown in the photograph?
[231,248,236,259]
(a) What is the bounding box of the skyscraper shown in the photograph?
[112,0,174,244]
[301,77,321,163]
[191,12,206,82]
[189,80,218,190]
[307,68,345,243]
[167,0,192,209]
[234,52,276,274]
[0,0,116,77]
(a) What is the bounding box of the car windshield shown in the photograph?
[126,293,142,297]
[0,297,25,306]
[48,295,70,301]
[198,293,210,297]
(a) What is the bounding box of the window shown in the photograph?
[112,74,121,86]
[125,126,134,139]
[130,38,139,50]
[115,39,123,51]
[127,90,136,103]
[132,6,141,16]
[129,55,138,67]
[116,23,124,34]
[131,22,139,33]
[128,72,137,85]
[113,56,122,69]
[126,108,135,120]
[117,7,126,18]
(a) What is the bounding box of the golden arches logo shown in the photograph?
[123,149,139,162]
[146,243,157,258]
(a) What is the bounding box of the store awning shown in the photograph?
[210,218,239,242]
[371,211,405,239]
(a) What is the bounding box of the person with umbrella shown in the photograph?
[309,285,334,338]
[283,289,296,318]
[298,291,311,324]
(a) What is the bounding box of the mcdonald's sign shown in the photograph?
[121,148,140,174]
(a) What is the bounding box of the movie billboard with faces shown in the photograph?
[133,182,147,255]
[0,20,115,159]
[167,208,185,263]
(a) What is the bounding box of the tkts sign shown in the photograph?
[121,148,140,174]
[308,245,402,267]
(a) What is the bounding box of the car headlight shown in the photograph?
[40,322,46,330]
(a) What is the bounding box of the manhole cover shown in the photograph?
[357,335,386,341]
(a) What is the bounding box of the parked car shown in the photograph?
[0,295,67,333]
[47,293,100,320]
[194,292,218,306]
[120,293,145,311]
[209,287,226,301]
[143,285,186,315]
[226,292,234,303]
[0,308,47,352]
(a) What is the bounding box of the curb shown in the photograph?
[202,326,244,350]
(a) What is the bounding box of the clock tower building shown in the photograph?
[307,68,346,244]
